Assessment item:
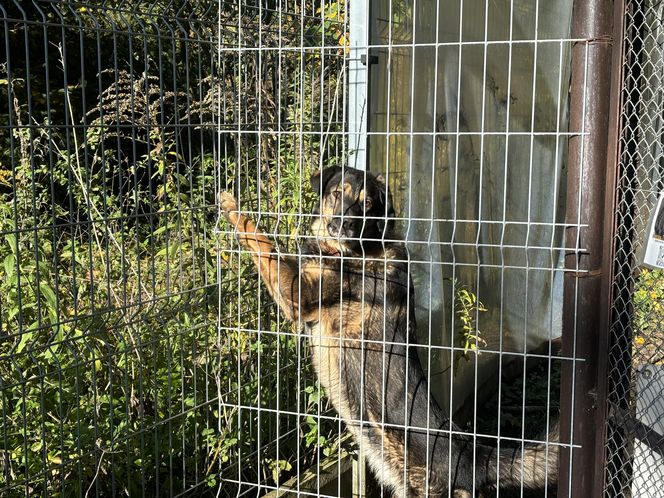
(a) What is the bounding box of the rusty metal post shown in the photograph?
[559,1,625,497]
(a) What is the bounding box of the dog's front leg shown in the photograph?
[219,191,310,322]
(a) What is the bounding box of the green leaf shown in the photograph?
[5,233,17,253]
[16,331,32,353]
[3,253,15,281]
[39,282,57,311]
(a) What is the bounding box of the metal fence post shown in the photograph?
[559,1,625,497]
[348,0,370,170]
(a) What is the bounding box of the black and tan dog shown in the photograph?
[219,166,558,497]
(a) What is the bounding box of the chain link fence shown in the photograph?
[606,0,664,496]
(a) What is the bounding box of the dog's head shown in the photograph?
[309,166,395,255]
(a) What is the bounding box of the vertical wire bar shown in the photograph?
[353,0,369,495]
[336,3,345,495]
[21,1,41,490]
[215,2,226,495]
[177,8,191,489]
[296,2,305,496]
[195,6,211,487]
[41,3,68,493]
[379,0,395,493]
[114,10,145,493]
[171,15,184,494]
[423,0,442,494]
[235,1,244,491]
[336,154,345,498]
[75,8,103,495]
[274,1,285,493]
[316,4,325,493]
[494,2,516,493]
[3,4,28,491]
[542,37,568,498]
[0,6,13,494]
[471,3,492,494]
[141,16,162,497]
[520,2,542,493]
[108,10,132,491]
[25,9,46,489]
[53,6,87,490]
[153,16,170,495]
[448,2,465,495]
[254,1,264,492]
[402,1,418,495]
[316,2,325,492]
[92,7,114,493]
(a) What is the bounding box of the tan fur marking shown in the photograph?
[310,218,344,255]
[309,300,411,497]
[320,201,335,216]
[219,191,309,321]
[343,181,354,197]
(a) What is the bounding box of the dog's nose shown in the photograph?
[327,219,353,237]
[327,219,341,237]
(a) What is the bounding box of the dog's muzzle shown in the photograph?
[327,218,355,238]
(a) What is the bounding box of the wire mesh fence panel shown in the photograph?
[0,1,220,496]
[216,1,584,497]
[0,0,627,497]
[606,1,664,497]
[214,2,349,496]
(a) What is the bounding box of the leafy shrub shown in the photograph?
[0,1,346,495]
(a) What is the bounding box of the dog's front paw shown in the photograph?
[218,191,239,216]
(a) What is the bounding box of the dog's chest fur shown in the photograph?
[300,245,419,494]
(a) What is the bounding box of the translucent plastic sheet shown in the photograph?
[366,0,573,413]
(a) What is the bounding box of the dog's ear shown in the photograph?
[372,172,395,216]
[372,172,395,235]
[310,166,342,196]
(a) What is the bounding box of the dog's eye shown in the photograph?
[331,190,342,200]
[364,197,373,210]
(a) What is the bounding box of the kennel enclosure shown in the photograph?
[0,0,663,496]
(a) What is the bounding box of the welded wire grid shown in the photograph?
[217,1,581,497]
[215,1,349,496]
[0,1,220,496]
[0,1,598,497]
[605,0,664,496]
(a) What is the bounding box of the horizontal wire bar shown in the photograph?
[212,129,589,136]
[216,211,586,227]
[217,248,584,271]
[212,402,578,449]
[216,38,593,52]
[216,326,584,362]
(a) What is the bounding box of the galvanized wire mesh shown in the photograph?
[606,0,664,496]
[214,2,348,496]
[0,0,622,497]
[217,1,573,497]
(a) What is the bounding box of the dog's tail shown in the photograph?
[482,422,559,491]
